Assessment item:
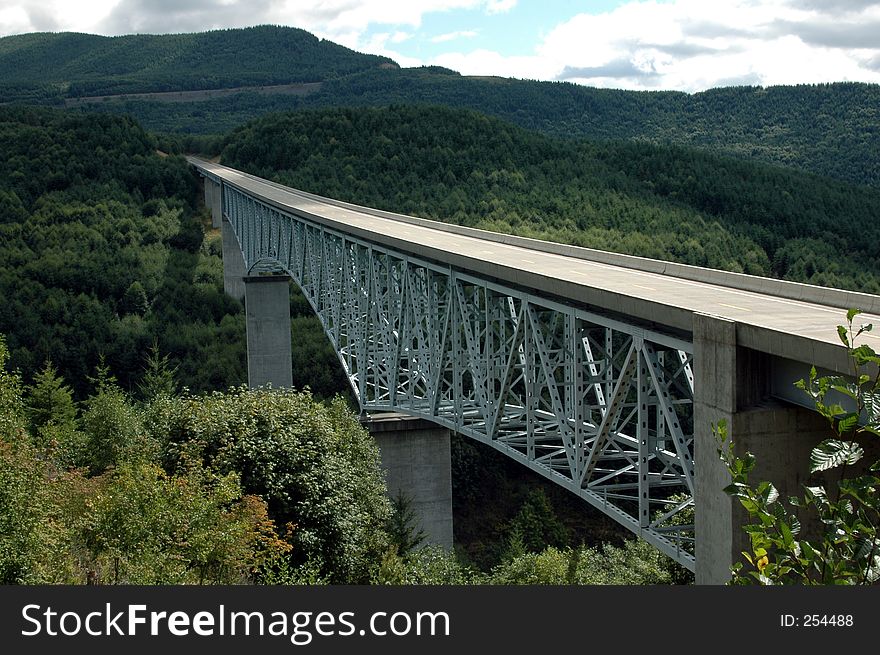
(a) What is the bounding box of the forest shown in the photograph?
[219,104,880,293]
[301,69,880,187]
[1,26,877,190]
[0,61,880,584]
[0,106,691,585]
[2,84,878,586]
[0,106,243,397]
[65,66,880,190]
[0,26,395,102]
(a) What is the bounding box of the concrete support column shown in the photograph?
[364,413,454,549]
[693,313,828,584]
[203,178,222,228]
[245,274,292,389]
[221,216,246,301]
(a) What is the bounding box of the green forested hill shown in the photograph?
[3,26,876,188]
[63,63,879,189]
[0,105,349,400]
[0,25,395,101]
[0,106,244,396]
[303,70,880,187]
[0,107,686,585]
[220,105,880,293]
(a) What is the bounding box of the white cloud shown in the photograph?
[0,1,507,39]
[0,5,30,34]
[0,0,119,34]
[431,29,478,43]
[485,0,516,14]
[2,0,879,91]
[268,0,515,46]
[432,49,550,80]
[359,30,422,68]
[539,0,880,90]
[430,0,880,91]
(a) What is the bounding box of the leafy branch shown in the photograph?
[717,309,880,584]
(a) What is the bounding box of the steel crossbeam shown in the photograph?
[223,183,697,570]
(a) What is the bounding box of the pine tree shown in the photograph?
[120,280,149,316]
[385,490,426,558]
[26,360,76,431]
[137,340,177,401]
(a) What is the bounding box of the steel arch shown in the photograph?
[223,182,697,570]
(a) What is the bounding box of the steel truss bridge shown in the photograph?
[192,158,880,574]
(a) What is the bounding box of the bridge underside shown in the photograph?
[220,181,697,570]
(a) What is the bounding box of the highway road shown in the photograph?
[191,157,880,375]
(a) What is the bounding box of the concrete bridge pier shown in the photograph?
[363,413,454,550]
[221,216,247,301]
[203,178,222,228]
[693,313,829,584]
[244,274,292,389]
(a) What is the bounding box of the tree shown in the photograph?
[718,309,880,584]
[0,436,49,583]
[505,488,569,554]
[24,360,84,466]
[0,336,55,583]
[81,358,155,474]
[147,388,392,583]
[385,490,426,558]
[402,546,476,585]
[0,335,25,441]
[26,360,76,431]
[120,280,149,316]
[486,540,676,585]
[78,460,288,584]
[137,339,177,401]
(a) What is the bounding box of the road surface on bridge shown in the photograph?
[192,158,880,375]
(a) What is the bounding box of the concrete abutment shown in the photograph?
[693,313,829,584]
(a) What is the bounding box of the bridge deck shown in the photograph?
[193,158,880,374]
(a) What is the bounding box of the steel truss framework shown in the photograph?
[224,183,697,569]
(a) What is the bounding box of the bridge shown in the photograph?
[190,157,880,584]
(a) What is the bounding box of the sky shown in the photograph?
[1,0,879,91]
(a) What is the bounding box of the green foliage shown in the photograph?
[718,310,880,584]
[301,73,880,188]
[0,335,26,440]
[402,546,477,585]
[120,280,149,316]
[79,460,280,584]
[288,315,350,401]
[137,340,178,401]
[221,105,880,293]
[56,49,879,191]
[385,491,426,558]
[24,360,84,463]
[147,388,392,583]
[486,540,677,585]
[1,341,334,585]
[0,106,247,397]
[504,488,570,554]
[77,359,157,474]
[0,432,49,583]
[26,360,76,431]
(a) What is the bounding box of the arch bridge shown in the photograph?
[191,157,880,583]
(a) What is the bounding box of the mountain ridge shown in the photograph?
[4,25,871,188]
[0,25,396,100]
